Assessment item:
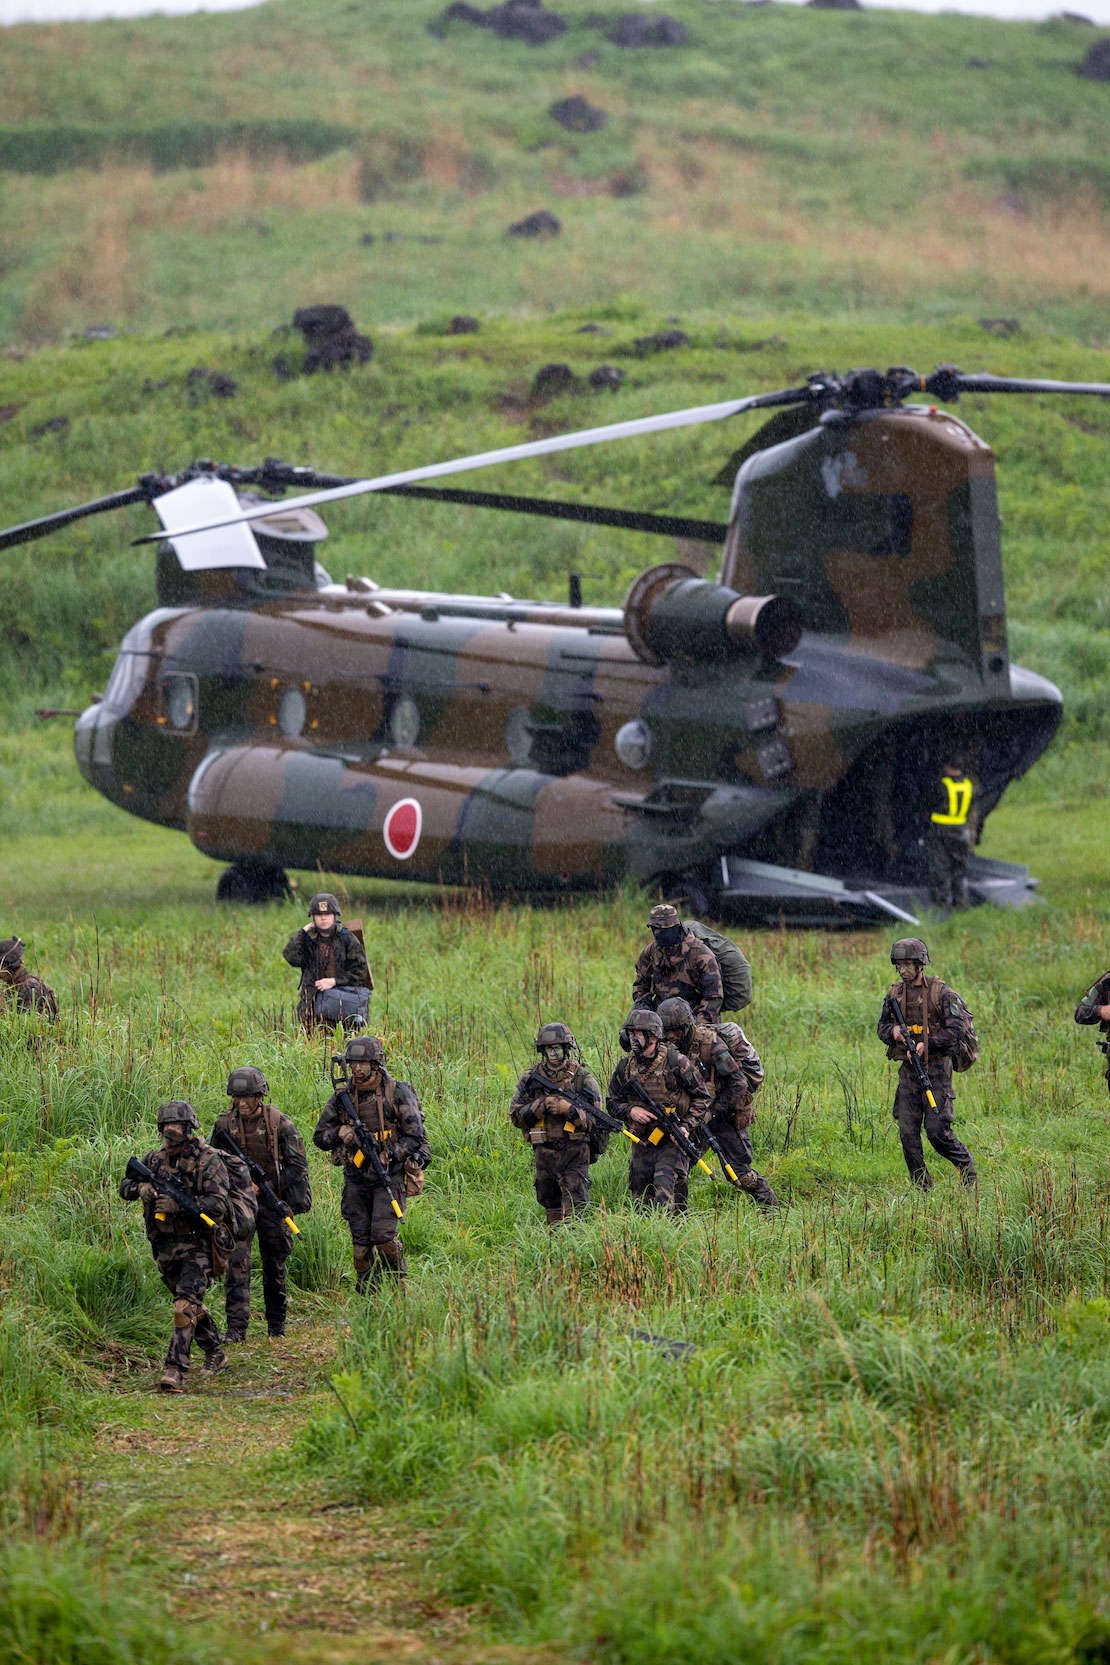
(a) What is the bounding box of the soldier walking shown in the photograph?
[607,1009,710,1214]
[211,1066,310,1341]
[1074,971,1110,1098]
[119,1102,233,1392]
[877,938,977,1191]
[509,1022,603,1225]
[283,893,371,1032]
[313,1036,430,1293]
[656,997,778,1209]
[0,936,58,1019]
[631,904,724,1023]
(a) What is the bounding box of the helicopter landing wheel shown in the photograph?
[662,869,714,920]
[216,859,292,905]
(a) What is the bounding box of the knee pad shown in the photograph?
[173,1297,200,1329]
[374,1238,405,1266]
[352,1245,374,1276]
[739,1170,760,1192]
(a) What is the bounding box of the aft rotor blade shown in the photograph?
[132,384,811,544]
[382,484,729,542]
[0,485,148,553]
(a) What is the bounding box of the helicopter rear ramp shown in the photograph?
[714,853,1038,928]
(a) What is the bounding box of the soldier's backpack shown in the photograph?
[569,1063,610,1164]
[218,1148,260,1241]
[685,920,753,1012]
[912,977,980,1073]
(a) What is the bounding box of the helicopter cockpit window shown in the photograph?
[102,652,152,713]
[826,492,914,558]
[161,673,198,733]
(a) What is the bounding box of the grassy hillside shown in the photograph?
[2,0,1110,343]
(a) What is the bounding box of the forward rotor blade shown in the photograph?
[132,385,811,545]
[382,484,729,542]
[0,485,148,553]
[942,372,1110,399]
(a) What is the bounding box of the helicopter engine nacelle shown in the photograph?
[622,562,803,667]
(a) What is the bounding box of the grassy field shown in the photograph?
[1,0,1110,343]
[3,0,1110,1656]
[2,749,1110,1663]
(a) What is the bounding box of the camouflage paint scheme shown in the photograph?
[73,408,1061,904]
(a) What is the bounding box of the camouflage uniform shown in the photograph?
[669,1004,777,1208]
[1075,972,1110,1098]
[631,906,723,1023]
[877,946,977,1189]
[119,1110,231,1389]
[607,1023,710,1214]
[211,1087,309,1340]
[0,937,58,1019]
[509,1035,601,1224]
[282,900,370,1030]
[313,1047,430,1291]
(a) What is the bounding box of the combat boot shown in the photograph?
[201,1345,228,1376]
[158,1365,185,1393]
[224,1327,247,1344]
[545,1206,567,1227]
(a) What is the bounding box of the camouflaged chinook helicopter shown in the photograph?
[7,363,1108,924]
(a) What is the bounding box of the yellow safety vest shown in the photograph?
[931,775,973,827]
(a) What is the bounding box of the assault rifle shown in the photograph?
[700,1122,746,1191]
[124,1155,218,1228]
[619,1077,715,1178]
[529,1069,641,1145]
[210,1126,301,1236]
[886,991,938,1110]
[328,1058,404,1220]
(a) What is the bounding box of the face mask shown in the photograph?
[653,925,684,949]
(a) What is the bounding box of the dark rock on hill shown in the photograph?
[550,95,607,132]
[434,0,568,42]
[1076,36,1110,78]
[610,12,688,45]
[531,362,577,397]
[292,305,373,373]
[589,365,625,389]
[507,208,562,237]
[632,328,689,353]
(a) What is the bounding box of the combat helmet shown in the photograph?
[890,938,930,966]
[345,1035,385,1065]
[308,892,342,919]
[656,997,695,1046]
[157,1100,199,1130]
[535,1021,577,1052]
[623,1008,664,1039]
[227,1065,268,1099]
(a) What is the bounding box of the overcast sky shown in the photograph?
[2,0,1108,28]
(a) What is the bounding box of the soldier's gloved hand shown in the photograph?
[154,1194,179,1215]
[338,1125,360,1149]
[138,1182,158,1204]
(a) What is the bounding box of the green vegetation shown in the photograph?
[2,762,1110,1661]
[2,0,1110,343]
[3,0,1110,1656]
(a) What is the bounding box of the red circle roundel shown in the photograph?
[383,797,422,861]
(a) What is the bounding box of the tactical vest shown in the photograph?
[931,775,973,827]
[351,1074,401,1152]
[144,1142,215,1241]
[228,1103,282,1185]
[525,1062,588,1144]
[626,1046,692,1115]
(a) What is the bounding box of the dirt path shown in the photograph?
[85,1318,537,1665]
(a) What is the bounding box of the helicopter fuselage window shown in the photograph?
[162,672,198,733]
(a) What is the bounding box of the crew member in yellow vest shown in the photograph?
[927,760,974,912]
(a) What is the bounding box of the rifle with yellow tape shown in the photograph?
[210,1126,301,1236]
[529,1069,641,1145]
[620,1077,715,1178]
[328,1056,404,1220]
[886,991,938,1109]
[124,1155,218,1228]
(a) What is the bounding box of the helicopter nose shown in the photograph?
[75,700,119,793]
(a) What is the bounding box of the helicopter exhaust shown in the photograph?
[623,563,804,667]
